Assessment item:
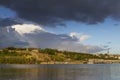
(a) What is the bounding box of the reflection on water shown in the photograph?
[0,64,119,80]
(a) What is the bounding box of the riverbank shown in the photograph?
[0,47,120,64]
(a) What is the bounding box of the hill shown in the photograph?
[0,47,119,64]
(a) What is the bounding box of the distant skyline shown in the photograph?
[0,0,120,54]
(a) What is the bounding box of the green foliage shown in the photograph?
[0,57,36,64]
[6,47,16,50]
[63,51,95,60]
[39,48,58,55]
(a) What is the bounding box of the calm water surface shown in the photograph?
[0,64,120,80]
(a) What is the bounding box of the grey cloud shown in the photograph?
[0,0,120,26]
[0,25,103,53]
[54,41,104,53]
[23,31,78,48]
[22,30,103,53]
[0,27,29,48]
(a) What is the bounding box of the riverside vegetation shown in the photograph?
[0,47,119,64]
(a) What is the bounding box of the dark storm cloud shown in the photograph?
[0,0,120,26]
[0,18,21,27]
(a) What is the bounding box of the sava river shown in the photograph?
[0,64,120,80]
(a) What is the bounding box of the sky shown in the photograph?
[0,0,120,54]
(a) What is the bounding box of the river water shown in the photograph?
[0,64,120,80]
